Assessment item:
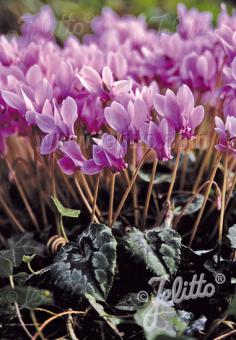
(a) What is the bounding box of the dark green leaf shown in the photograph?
[51,223,117,301]
[139,170,172,184]
[0,285,52,311]
[51,196,81,218]
[0,233,45,267]
[0,255,13,278]
[125,227,181,279]
[172,194,204,216]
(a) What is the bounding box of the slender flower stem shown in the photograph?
[189,153,222,247]
[225,172,236,209]
[74,178,99,223]
[79,172,102,219]
[108,173,116,227]
[91,173,101,223]
[9,275,32,339]
[166,144,182,203]
[32,311,86,340]
[219,153,228,245]
[173,180,221,229]
[142,158,158,228]
[132,144,139,227]
[5,159,39,231]
[180,149,188,190]
[193,132,216,192]
[30,310,46,340]
[0,190,25,232]
[111,149,151,227]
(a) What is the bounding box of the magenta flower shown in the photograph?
[2,64,53,120]
[78,66,132,100]
[215,116,236,155]
[140,119,175,161]
[35,97,78,154]
[153,84,204,139]
[104,98,148,141]
[82,133,127,175]
[180,50,217,90]
[77,94,105,133]
[21,6,56,43]
[58,141,86,175]
[177,3,212,39]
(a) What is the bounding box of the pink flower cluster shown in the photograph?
[1,4,236,174]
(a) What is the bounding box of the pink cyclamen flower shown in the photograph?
[36,97,78,155]
[104,98,148,141]
[78,66,132,100]
[21,5,56,43]
[215,116,236,155]
[57,141,86,175]
[177,3,212,39]
[82,133,127,175]
[153,84,204,139]
[140,119,176,161]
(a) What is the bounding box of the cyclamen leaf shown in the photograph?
[139,169,172,184]
[51,196,81,218]
[51,223,117,301]
[0,233,45,267]
[172,194,204,216]
[124,227,181,279]
[227,225,236,249]
[0,255,13,278]
[134,296,187,340]
[0,285,52,310]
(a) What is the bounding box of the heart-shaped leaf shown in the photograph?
[125,227,181,279]
[51,223,117,301]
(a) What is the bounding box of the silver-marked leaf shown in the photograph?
[134,296,187,340]
[51,223,117,301]
[125,227,181,279]
[51,196,80,218]
[172,194,204,216]
[139,169,172,185]
[227,225,236,249]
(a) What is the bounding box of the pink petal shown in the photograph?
[2,91,26,113]
[36,114,55,133]
[40,133,59,154]
[104,101,131,132]
[79,66,102,93]
[60,97,78,131]
[102,66,113,88]
[82,159,101,175]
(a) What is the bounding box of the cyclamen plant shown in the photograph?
[0,3,235,235]
[2,4,236,339]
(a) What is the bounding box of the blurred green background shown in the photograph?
[0,0,235,38]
